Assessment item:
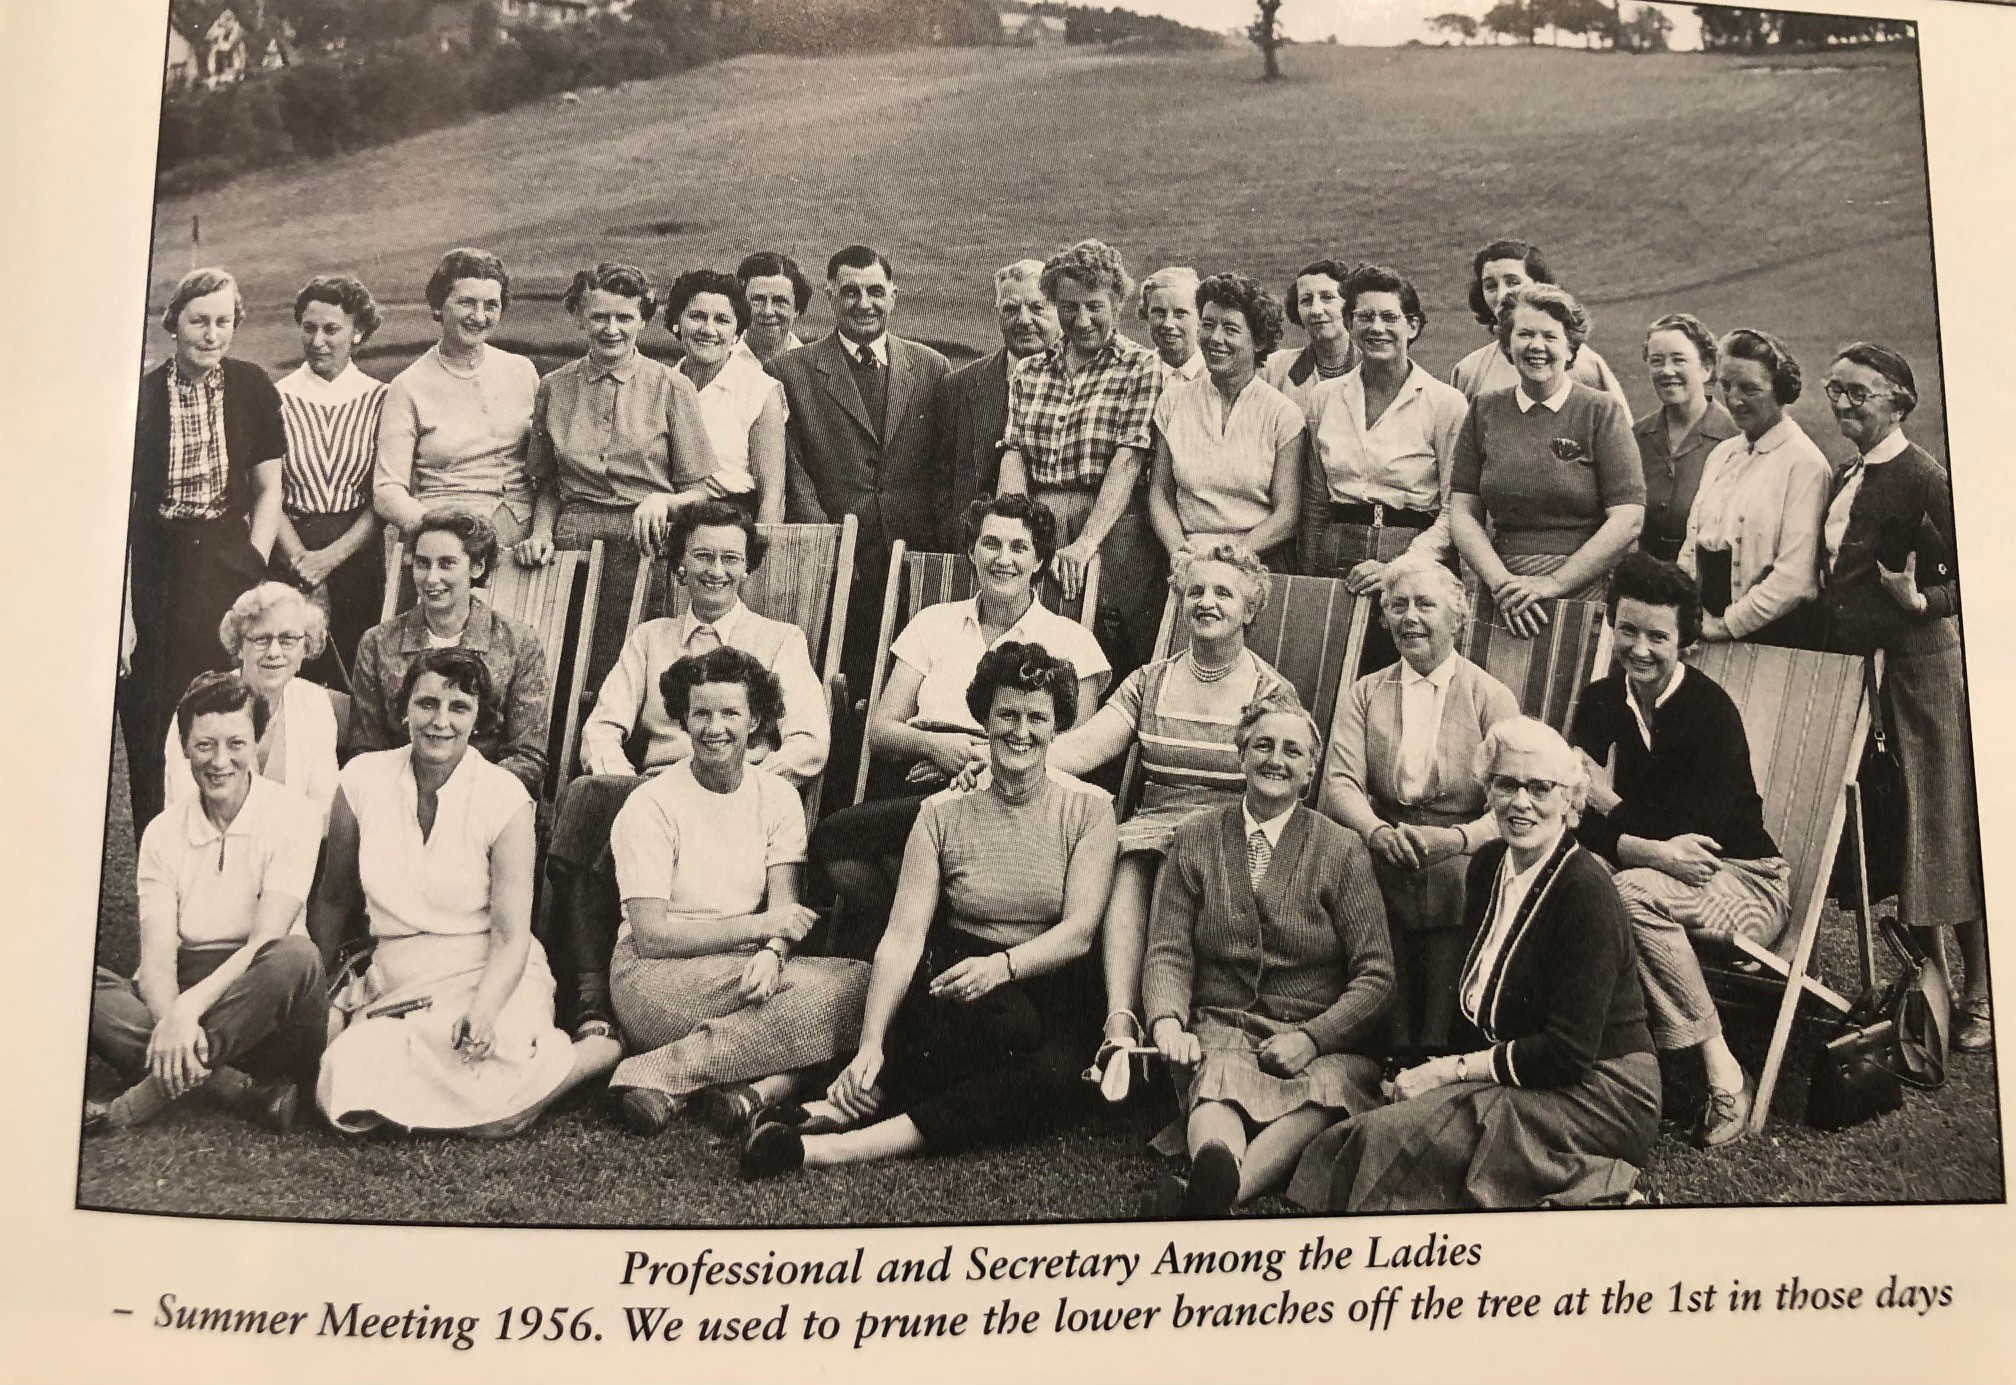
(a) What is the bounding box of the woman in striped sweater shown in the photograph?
[272,275,389,679]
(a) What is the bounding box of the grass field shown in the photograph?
[87,39,1998,1224]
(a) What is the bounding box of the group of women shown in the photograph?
[92,232,1985,1217]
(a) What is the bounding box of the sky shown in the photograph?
[1123,0,1706,50]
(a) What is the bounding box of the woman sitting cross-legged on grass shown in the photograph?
[311,649,620,1137]
[604,647,869,1138]
[739,643,1118,1179]
[1141,693,1394,1218]
[87,672,329,1137]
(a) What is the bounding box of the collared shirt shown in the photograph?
[1395,651,1461,802]
[527,351,717,509]
[276,362,387,515]
[375,345,540,526]
[1306,362,1469,563]
[1680,416,1832,637]
[1635,400,1741,561]
[1241,799,1295,849]
[340,746,531,941]
[1002,335,1163,489]
[1825,425,1910,569]
[688,349,785,496]
[136,776,322,948]
[1513,375,1576,414]
[162,359,231,520]
[890,595,1112,733]
[732,332,804,367]
[1161,350,1206,384]
[844,334,889,369]
[1460,829,1564,1023]
[1152,372,1303,539]
[1624,662,1685,752]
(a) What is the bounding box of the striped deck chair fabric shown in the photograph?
[1460,588,1611,733]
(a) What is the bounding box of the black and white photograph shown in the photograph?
[70,0,2002,1237]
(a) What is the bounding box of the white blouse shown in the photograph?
[1153,372,1303,539]
[608,760,806,932]
[341,746,531,941]
[689,349,784,496]
[165,676,340,829]
[1678,417,1831,639]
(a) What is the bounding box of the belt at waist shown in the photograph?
[1326,500,1436,530]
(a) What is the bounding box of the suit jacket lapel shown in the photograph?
[884,337,922,443]
[976,349,1010,447]
[815,333,876,442]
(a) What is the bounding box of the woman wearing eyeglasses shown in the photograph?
[1289,717,1658,1212]
[1820,343,1988,1054]
[1675,329,1829,649]
[164,581,341,828]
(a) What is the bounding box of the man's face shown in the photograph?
[996,279,1061,358]
[827,263,895,344]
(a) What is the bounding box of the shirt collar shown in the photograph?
[1864,427,1909,467]
[678,599,747,646]
[1242,799,1296,847]
[1514,376,1575,414]
[182,775,268,846]
[171,358,223,390]
[1399,650,1460,691]
[843,333,889,368]
[283,361,376,404]
[1625,662,1686,749]
[1744,416,1797,456]
[958,595,1041,641]
[585,350,642,384]
[1167,350,1206,381]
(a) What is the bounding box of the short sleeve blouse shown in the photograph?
[1152,373,1304,537]
[609,760,807,922]
[340,746,530,940]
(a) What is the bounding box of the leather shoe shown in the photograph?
[1184,1140,1241,1218]
[739,1121,806,1181]
[691,1083,765,1139]
[245,1078,301,1134]
[81,1099,117,1138]
[1698,1070,1754,1148]
[619,1087,676,1136]
[1956,998,1993,1054]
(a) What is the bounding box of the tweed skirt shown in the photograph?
[1885,617,1985,927]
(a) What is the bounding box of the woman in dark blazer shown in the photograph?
[123,266,287,833]
[1289,717,1659,1212]
[1143,693,1393,1218]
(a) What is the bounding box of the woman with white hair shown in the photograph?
[1290,716,1659,1211]
[164,581,342,827]
[1319,555,1520,1046]
[1139,266,1204,383]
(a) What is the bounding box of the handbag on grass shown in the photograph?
[1848,914,1951,1090]
[1808,1022,1903,1130]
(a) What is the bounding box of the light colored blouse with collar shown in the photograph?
[164,675,341,830]
[1678,415,1831,639]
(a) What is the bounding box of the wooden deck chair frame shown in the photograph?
[1114,573,1372,819]
[1683,641,1873,1134]
[381,539,604,804]
[851,542,1100,806]
[1458,590,1613,734]
[620,518,858,833]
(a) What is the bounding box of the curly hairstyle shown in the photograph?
[413,509,499,587]
[1341,263,1426,337]
[1232,688,1319,757]
[1607,550,1703,648]
[1472,716,1588,817]
[1831,341,1919,420]
[960,492,1059,568]
[666,499,768,573]
[1467,238,1556,327]
[175,670,270,746]
[394,647,500,741]
[425,247,511,315]
[1643,312,1717,372]
[736,250,815,314]
[1040,239,1133,307]
[965,640,1080,731]
[1495,283,1590,366]
[562,261,658,323]
[1170,541,1271,623]
[218,581,329,662]
[1720,328,1803,406]
[1377,553,1469,627]
[664,268,751,336]
[293,274,382,342]
[659,646,786,740]
[1196,272,1286,361]
[1283,258,1354,328]
[163,267,244,333]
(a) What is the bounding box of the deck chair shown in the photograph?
[1685,641,1873,1132]
[851,543,1100,806]
[1460,594,1612,733]
[381,539,604,803]
[1116,574,1372,816]
[622,519,857,831]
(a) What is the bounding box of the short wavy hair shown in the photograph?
[737,251,815,314]
[1472,716,1588,817]
[1232,688,1318,757]
[1196,272,1286,361]
[1608,550,1703,647]
[1495,284,1590,365]
[425,247,511,315]
[665,268,751,335]
[994,258,1047,301]
[1720,328,1802,405]
[394,646,500,740]
[827,244,894,282]
[1467,238,1556,327]
[666,499,768,572]
[1040,239,1133,307]
[413,508,499,587]
[1832,341,1919,420]
[1137,266,1200,319]
[562,261,658,323]
[163,267,244,333]
[1643,312,1716,372]
[175,670,270,745]
[293,274,381,342]
[960,492,1059,568]
[1341,263,1426,336]
[659,645,786,741]
[1170,540,1271,624]
[965,640,1080,731]
[1378,553,1469,627]
[218,581,329,662]
[1283,259,1354,328]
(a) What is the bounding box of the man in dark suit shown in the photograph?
[930,258,1061,548]
[770,245,951,796]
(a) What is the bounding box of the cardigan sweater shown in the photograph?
[1823,439,1960,657]
[1142,803,1395,1054]
[1569,668,1778,865]
[1450,836,1654,1089]
[129,357,286,543]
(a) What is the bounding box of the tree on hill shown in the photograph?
[1616,2,1670,51]
[1695,6,1778,51]
[1428,12,1479,44]
[1482,0,1537,44]
[1250,0,1285,79]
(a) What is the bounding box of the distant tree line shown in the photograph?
[1694,8,1912,52]
[1426,2,1907,53]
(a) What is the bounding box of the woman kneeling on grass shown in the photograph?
[312,649,619,1137]
[1142,693,1394,1218]
[605,647,868,1138]
[739,642,1118,1179]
